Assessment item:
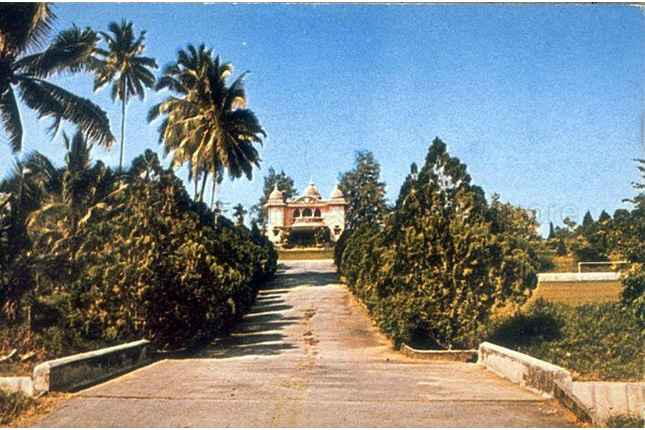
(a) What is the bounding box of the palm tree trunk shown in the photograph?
[118,87,127,171]
[199,170,209,203]
[211,172,219,227]
[194,173,199,201]
[210,172,218,210]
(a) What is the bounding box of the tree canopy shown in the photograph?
[0,4,114,152]
[339,150,387,230]
[338,138,543,348]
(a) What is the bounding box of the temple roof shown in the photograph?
[300,180,322,199]
[329,184,344,200]
[269,184,284,201]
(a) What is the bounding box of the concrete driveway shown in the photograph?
[35,260,577,427]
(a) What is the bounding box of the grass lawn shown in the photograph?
[278,248,334,260]
[531,281,622,305]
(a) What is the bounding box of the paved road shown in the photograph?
[35,260,576,427]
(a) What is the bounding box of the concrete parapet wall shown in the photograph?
[33,339,152,395]
[477,342,573,396]
[0,376,33,397]
[538,272,620,282]
[572,381,645,422]
[400,344,477,362]
[477,342,645,425]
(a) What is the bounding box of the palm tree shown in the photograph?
[92,20,157,171]
[0,4,114,153]
[232,203,247,226]
[148,44,265,208]
[0,153,60,319]
[27,130,122,244]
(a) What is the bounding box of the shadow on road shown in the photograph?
[181,264,339,360]
[268,271,339,289]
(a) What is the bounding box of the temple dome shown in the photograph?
[269,184,284,201]
[329,184,344,200]
[301,180,322,199]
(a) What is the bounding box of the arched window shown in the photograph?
[303,208,312,217]
[314,208,321,218]
[293,209,301,218]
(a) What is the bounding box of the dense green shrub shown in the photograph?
[620,266,644,332]
[334,229,351,269]
[605,415,644,428]
[338,138,542,349]
[0,391,34,425]
[54,170,275,350]
[1,149,277,354]
[488,299,643,381]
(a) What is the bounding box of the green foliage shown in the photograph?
[338,138,541,349]
[605,415,644,428]
[548,221,555,239]
[556,238,567,256]
[615,159,645,330]
[149,44,265,206]
[232,203,247,226]
[283,227,331,248]
[488,300,643,381]
[339,150,387,230]
[92,19,157,170]
[0,391,34,425]
[0,4,114,153]
[1,146,277,353]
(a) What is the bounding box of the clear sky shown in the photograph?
[2,3,643,235]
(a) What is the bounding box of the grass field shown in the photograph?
[531,281,622,305]
[278,248,334,260]
[549,255,578,272]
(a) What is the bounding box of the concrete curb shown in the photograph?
[478,342,573,395]
[537,272,620,282]
[572,380,645,423]
[0,376,33,397]
[400,344,477,362]
[32,340,152,395]
[477,342,596,425]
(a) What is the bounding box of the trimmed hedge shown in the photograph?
[337,138,542,349]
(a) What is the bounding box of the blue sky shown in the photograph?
[2,4,643,235]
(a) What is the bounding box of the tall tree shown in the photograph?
[149,44,265,207]
[232,203,247,226]
[395,162,418,209]
[92,20,157,170]
[341,138,540,348]
[339,150,387,230]
[251,167,297,228]
[0,4,114,153]
[27,130,120,242]
[581,210,595,238]
[548,221,556,239]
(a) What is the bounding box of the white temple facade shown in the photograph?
[264,181,347,246]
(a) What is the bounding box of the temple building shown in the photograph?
[264,181,347,246]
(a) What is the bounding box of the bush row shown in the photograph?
[1,149,277,355]
[337,139,543,349]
